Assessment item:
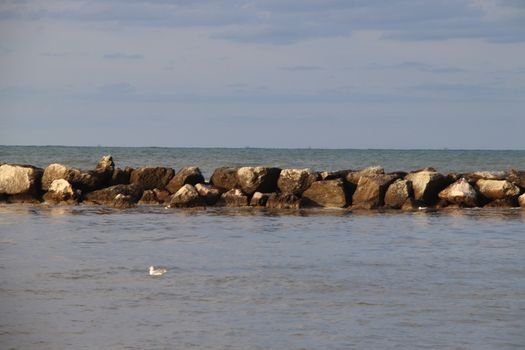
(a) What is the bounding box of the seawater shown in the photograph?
[1,146,525,176]
[1,147,525,349]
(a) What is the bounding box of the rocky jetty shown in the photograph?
[1,155,524,210]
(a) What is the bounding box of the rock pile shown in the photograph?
[1,155,524,210]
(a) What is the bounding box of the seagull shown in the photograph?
[149,266,168,276]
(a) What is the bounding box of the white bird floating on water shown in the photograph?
[149,266,168,276]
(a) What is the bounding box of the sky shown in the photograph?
[0,0,524,149]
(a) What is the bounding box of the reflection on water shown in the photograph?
[0,204,524,349]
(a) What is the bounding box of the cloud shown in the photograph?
[103,52,144,60]
[1,0,524,44]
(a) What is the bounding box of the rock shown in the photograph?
[110,194,135,209]
[43,179,79,204]
[153,189,171,203]
[110,167,133,186]
[301,179,349,208]
[250,192,271,207]
[476,179,520,200]
[405,170,449,205]
[484,198,519,208]
[210,167,239,191]
[507,169,525,189]
[351,174,398,209]
[42,162,110,193]
[0,164,43,197]
[195,183,220,205]
[384,179,414,209]
[319,169,353,181]
[277,168,318,196]
[94,155,114,183]
[438,178,478,207]
[219,189,249,207]
[345,166,384,185]
[266,193,302,209]
[236,167,281,194]
[168,184,204,208]
[519,193,525,207]
[130,167,175,190]
[84,184,143,205]
[166,167,205,194]
[467,171,508,181]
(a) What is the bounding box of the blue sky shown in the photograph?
[0,0,524,148]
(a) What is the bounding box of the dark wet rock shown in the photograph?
[130,167,174,191]
[43,179,79,204]
[110,167,133,186]
[210,167,239,191]
[302,179,349,208]
[219,189,249,207]
[384,179,414,209]
[94,155,114,184]
[351,174,399,209]
[250,192,271,207]
[138,189,164,205]
[195,183,220,205]
[237,167,281,194]
[277,168,318,196]
[483,198,519,208]
[266,193,302,209]
[168,184,204,208]
[319,169,353,181]
[84,184,142,205]
[438,178,478,207]
[345,166,384,185]
[166,166,205,194]
[476,179,520,200]
[0,164,43,197]
[405,170,450,205]
[507,169,525,189]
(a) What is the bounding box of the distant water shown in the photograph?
[1,147,525,349]
[0,205,524,349]
[1,146,524,176]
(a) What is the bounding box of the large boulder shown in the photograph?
[43,179,79,204]
[351,174,398,209]
[438,178,478,207]
[0,164,43,197]
[210,167,239,191]
[345,166,384,185]
[266,193,302,209]
[195,183,220,205]
[84,184,143,205]
[41,163,70,191]
[110,167,133,186]
[302,179,349,208]
[476,179,520,200]
[236,167,281,194]
[405,170,449,205]
[168,184,204,208]
[138,189,168,205]
[467,171,507,181]
[130,167,174,190]
[319,169,353,181]
[110,194,136,209]
[219,189,249,207]
[166,166,205,194]
[277,168,318,196]
[94,155,114,184]
[384,179,414,209]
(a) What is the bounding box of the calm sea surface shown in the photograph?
[1,147,524,349]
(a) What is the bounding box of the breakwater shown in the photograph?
[1,155,524,210]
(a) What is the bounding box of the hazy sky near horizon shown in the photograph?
[1,0,524,149]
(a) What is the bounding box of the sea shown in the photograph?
[1,146,524,350]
